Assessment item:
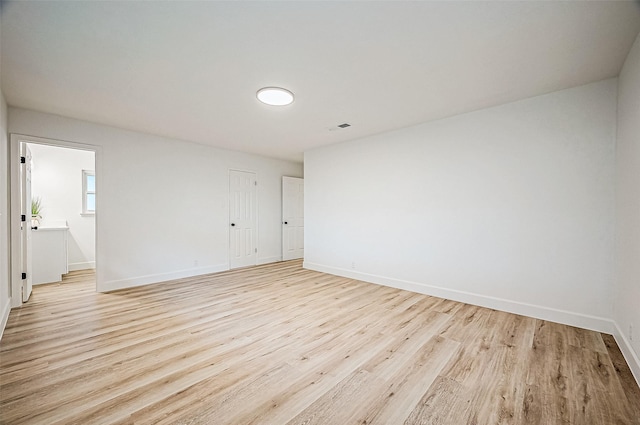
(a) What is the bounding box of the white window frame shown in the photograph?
[82,170,95,215]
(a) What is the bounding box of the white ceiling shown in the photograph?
[2,1,639,163]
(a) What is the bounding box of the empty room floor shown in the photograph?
[0,261,639,424]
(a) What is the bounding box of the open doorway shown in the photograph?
[10,135,98,307]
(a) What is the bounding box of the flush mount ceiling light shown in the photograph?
[256,87,294,106]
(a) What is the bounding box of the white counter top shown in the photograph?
[34,226,69,231]
[35,219,69,231]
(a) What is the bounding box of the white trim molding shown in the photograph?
[613,322,640,388]
[68,261,96,272]
[0,297,11,341]
[101,263,228,292]
[303,261,615,334]
[257,256,282,265]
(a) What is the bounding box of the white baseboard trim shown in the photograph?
[303,261,615,334]
[100,263,229,292]
[257,256,282,265]
[0,297,11,342]
[68,261,96,271]
[613,322,640,388]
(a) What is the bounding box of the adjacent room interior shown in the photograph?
[0,1,639,424]
[27,143,96,286]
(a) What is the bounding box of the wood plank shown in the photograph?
[358,336,461,425]
[403,375,471,424]
[602,333,640,421]
[0,261,638,424]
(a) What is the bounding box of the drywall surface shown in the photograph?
[615,32,640,384]
[0,90,10,338]
[28,143,96,270]
[0,13,10,335]
[9,108,302,291]
[305,79,616,332]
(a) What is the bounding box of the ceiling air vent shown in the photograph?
[328,123,352,132]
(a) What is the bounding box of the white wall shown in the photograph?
[9,108,303,292]
[0,96,8,337]
[0,98,9,337]
[0,12,12,338]
[615,32,640,384]
[305,79,617,333]
[28,143,96,271]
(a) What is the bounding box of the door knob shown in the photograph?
[231,223,236,227]
[284,221,288,225]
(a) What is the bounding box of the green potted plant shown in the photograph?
[31,196,43,229]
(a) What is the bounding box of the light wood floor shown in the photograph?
[1,261,639,425]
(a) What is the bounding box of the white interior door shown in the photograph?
[229,170,257,269]
[282,176,304,261]
[21,144,33,302]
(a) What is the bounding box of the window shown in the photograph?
[82,170,95,215]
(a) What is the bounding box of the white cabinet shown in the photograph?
[32,225,69,285]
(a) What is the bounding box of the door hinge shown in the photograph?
[20,156,26,164]
[21,214,26,222]
[21,272,27,280]
[255,248,257,253]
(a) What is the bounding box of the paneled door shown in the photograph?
[282,176,304,260]
[229,170,257,269]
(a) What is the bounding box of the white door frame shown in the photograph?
[9,134,101,308]
[20,144,33,302]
